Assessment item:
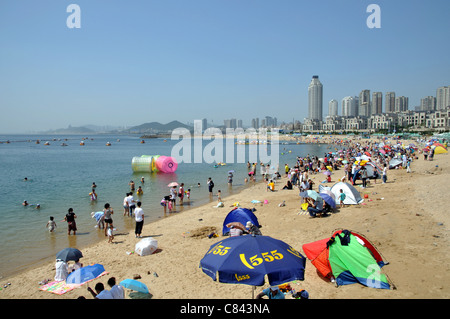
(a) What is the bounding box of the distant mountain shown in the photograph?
[127,121,192,133]
[37,121,192,135]
[39,125,97,135]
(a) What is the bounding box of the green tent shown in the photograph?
[303,230,392,289]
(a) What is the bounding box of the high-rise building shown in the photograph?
[308,75,323,120]
[359,90,371,117]
[395,96,408,112]
[371,92,382,115]
[202,118,208,131]
[385,92,396,113]
[264,116,277,127]
[342,96,358,117]
[436,86,450,110]
[421,96,436,111]
[251,118,259,129]
[328,99,338,116]
[224,118,237,129]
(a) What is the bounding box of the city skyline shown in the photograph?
[1,1,449,134]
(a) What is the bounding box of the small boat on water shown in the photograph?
[106,142,111,146]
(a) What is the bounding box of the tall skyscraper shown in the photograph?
[395,96,409,112]
[421,96,436,111]
[385,92,396,113]
[342,96,358,117]
[328,99,338,116]
[308,75,323,120]
[251,118,259,129]
[436,86,450,110]
[359,90,371,117]
[372,92,383,115]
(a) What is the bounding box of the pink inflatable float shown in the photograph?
[131,155,178,173]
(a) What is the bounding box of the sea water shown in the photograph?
[0,134,332,278]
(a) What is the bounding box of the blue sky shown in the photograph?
[0,0,449,133]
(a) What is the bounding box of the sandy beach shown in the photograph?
[1,136,449,300]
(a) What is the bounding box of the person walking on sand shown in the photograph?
[134,201,144,238]
[103,203,114,237]
[64,208,77,235]
[382,163,388,184]
[339,189,346,208]
[360,167,368,188]
[107,224,114,243]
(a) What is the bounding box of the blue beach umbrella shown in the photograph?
[199,235,306,287]
[66,264,105,284]
[119,279,149,294]
[319,193,336,208]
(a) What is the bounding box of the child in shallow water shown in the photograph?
[46,216,56,232]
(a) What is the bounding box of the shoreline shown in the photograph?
[0,174,263,280]
[1,136,449,299]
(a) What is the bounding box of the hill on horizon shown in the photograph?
[127,120,192,133]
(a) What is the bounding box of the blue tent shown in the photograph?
[222,208,260,236]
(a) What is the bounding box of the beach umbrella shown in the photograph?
[199,235,306,289]
[66,264,105,284]
[167,182,178,187]
[319,189,335,201]
[119,279,149,294]
[319,193,336,209]
[303,190,321,201]
[56,247,83,262]
[322,170,332,176]
[135,237,158,256]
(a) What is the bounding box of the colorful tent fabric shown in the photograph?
[302,230,390,289]
[434,145,448,154]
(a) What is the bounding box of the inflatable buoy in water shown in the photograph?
[131,155,178,173]
[106,142,111,146]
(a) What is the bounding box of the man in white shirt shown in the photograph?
[127,193,136,216]
[107,277,125,299]
[134,201,144,238]
[54,259,69,282]
[88,283,114,299]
